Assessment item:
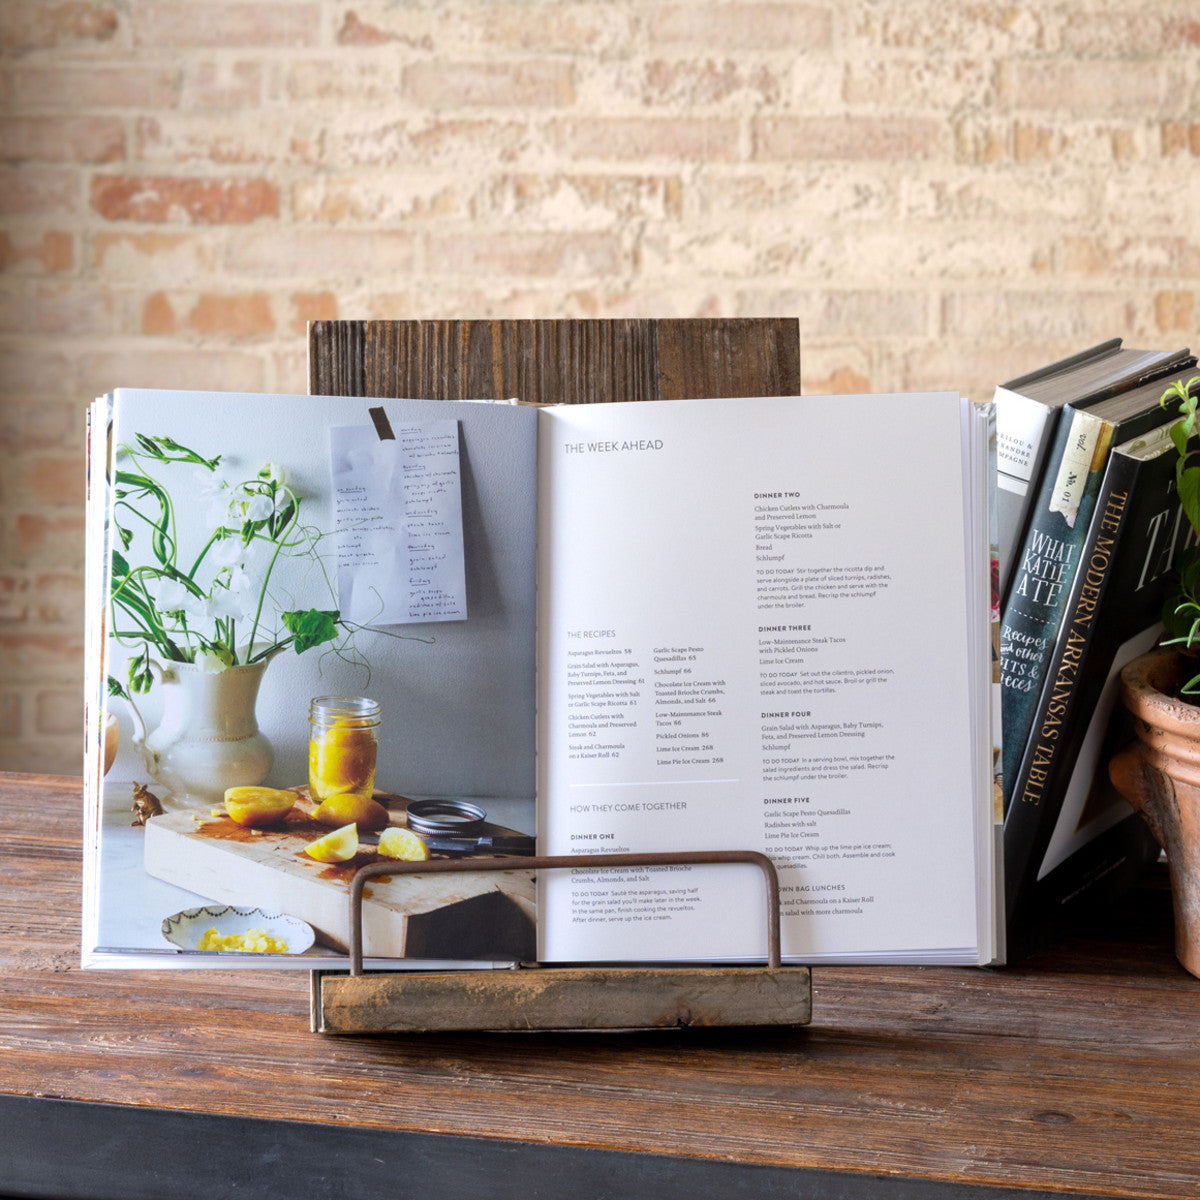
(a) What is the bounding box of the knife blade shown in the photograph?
[418,833,536,856]
[359,832,536,856]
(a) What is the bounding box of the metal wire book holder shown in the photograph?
[311,849,812,1034]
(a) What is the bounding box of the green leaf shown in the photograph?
[1179,467,1200,536]
[106,675,130,701]
[111,550,130,578]
[281,609,340,655]
[128,650,154,694]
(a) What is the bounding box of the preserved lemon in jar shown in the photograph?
[308,696,381,803]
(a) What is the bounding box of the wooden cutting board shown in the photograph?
[143,796,536,961]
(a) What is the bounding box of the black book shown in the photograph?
[1003,420,1196,960]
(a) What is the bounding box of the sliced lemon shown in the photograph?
[224,786,297,827]
[377,826,430,861]
[312,792,390,832]
[303,823,359,863]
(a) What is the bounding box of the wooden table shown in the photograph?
[3,772,1198,1199]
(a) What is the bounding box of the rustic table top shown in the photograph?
[3,770,1198,1200]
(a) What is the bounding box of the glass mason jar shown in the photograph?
[308,695,381,803]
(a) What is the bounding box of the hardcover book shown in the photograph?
[993,340,1192,599]
[999,362,1195,812]
[1003,421,1191,959]
[83,386,997,970]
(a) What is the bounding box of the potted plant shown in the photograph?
[1109,374,1200,977]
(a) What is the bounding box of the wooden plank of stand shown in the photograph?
[315,965,812,1034]
[307,317,802,406]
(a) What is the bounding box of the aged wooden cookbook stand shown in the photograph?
[308,317,813,1034]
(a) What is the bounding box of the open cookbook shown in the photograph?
[83,386,997,969]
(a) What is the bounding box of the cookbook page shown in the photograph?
[536,392,991,965]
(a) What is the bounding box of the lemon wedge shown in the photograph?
[303,823,358,863]
[312,792,390,832]
[224,786,297,827]
[377,827,430,861]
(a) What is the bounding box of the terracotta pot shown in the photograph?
[1110,647,1200,978]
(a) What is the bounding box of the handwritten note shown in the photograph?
[329,419,467,625]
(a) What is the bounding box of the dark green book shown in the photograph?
[1003,420,1195,960]
[999,361,1194,814]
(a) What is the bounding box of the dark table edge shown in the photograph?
[0,1094,1133,1200]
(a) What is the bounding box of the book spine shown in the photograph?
[998,407,1112,808]
[1002,449,1140,940]
[993,386,1060,598]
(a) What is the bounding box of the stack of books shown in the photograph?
[995,339,1197,959]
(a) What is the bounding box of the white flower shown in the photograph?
[258,462,286,486]
[194,650,227,674]
[242,492,273,522]
[209,534,247,568]
[149,577,190,613]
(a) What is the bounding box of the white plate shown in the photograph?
[161,905,315,955]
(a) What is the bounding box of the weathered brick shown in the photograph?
[11,454,85,508]
[0,116,124,164]
[0,280,126,335]
[473,173,683,228]
[403,61,575,108]
[0,634,85,681]
[792,348,873,396]
[225,230,417,277]
[289,292,338,336]
[942,291,1136,341]
[844,59,992,110]
[1059,13,1200,56]
[1163,122,1200,157]
[186,291,275,338]
[323,119,531,168]
[696,169,891,221]
[637,59,787,108]
[90,174,280,223]
[35,689,83,736]
[333,6,435,48]
[0,576,29,625]
[136,115,312,167]
[423,230,624,278]
[132,3,320,48]
[0,231,74,274]
[754,116,943,161]
[141,291,176,334]
[10,514,87,569]
[0,2,118,52]
[454,4,630,53]
[291,175,464,222]
[284,60,399,104]
[551,117,740,161]
[0,166,82,216]
[647,3,832,50]
[185,62,264,109]
[9,66,181,110]
[92,232,219,280]
[1155,291,1196,333]
[997,60,1174,117]
[32,572,85,626]
[76,348,266,397]
[0,400,77,449]
[854,4,1045,55]
[0,692,19,739]
[1062,237,1200,278]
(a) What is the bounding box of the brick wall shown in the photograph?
[2,1,1198,775]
